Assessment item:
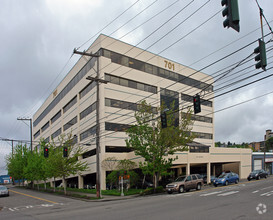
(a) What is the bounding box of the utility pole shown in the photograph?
[17,118,32,152]
[73,48,108,198]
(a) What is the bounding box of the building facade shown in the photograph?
[252,152,273,175]
[33,34,251,189]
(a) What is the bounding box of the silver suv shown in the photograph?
[166,174,203,194]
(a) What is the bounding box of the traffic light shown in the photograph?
[44,147,48,157]
[161,112,167,129]
[63,147,68,157]
[221,0,240,32]
[193,95,201,114]
[254,39,267,70]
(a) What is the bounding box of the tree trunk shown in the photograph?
[53,177,56,192]
[44,180,47,190]
[62,176,67,195]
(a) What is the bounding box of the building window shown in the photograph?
[63,96,77,114]
[189,146,209,153]
[106,146,133,153]
[79,81,96,99]
[82,149,96,159]
[193,132,213,140]
[80,125,96,141]
[105,98,157,113]
[80,102,97,120]
[183,113,212,124]
[160,88,179,127]
[51,110,61,124]
[34,130,40,139]
[63,116,77,131]
[51,128,61,139]
[105,122,130,132]
[105,73,157,94]
[41,121,50,132]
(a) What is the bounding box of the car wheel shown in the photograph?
[167,191,173,194]
[265,175,267,179]
[247,178,250,181]
[235,179,239,184]
[257,176,260,180]
[179,186,185,193]
[225,181,228,186]
[196,183,201,190]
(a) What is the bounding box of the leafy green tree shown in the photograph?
[126,100,195,188]
[46,133,88,195]
[6,144,29,186]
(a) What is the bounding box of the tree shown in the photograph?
[101,157,118,171]
[265,137,273,151]
[46,133,88,195]
[126,100,195,188]
[6,144,29,186]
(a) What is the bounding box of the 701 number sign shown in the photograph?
[164,60,175,71]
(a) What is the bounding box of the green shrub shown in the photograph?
[139,186,164,196]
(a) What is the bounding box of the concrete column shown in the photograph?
[186,163,190,175]
[207,162,211,184]
[78,175,84,189]
[178,167,182,176]
[213,165,216,176]
[101,169,106,190]
[50,181,54,187]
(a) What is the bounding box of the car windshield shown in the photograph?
[252,170,259,174]
[175,176,186,182]
[218,173,228,178]
[0,186,7,190]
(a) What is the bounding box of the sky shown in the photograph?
[0,0,273,175]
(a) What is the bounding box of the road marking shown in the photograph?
[9,189,57,204]
[200,191,224,197]
[252,190,259,193]
[260,191,273,197]
[217,191,239,196]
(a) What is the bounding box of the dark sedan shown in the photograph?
[247,169,268,181]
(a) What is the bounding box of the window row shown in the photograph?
[182,113,212,124]
[189,146,209,153]
[63,96,77,114]
[106,146,133,153]
[79,81,96,99]
[105,98,157,114]
[105,122,131,132]
[82,149,96,159]
[181,93,212,107]
[51,128,61,139]
[193,131,213,140]
[80,125,96,141]
[34,57,96,127]
[64,116,77,131]
[80,102,97,120]
[105,73,157,94]
[102,49,213,92]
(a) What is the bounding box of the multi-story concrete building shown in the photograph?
[33,34,251,188]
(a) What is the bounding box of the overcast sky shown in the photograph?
[1,0,273,175]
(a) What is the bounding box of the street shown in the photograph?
[1,178,273,220]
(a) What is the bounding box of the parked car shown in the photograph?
[166,174,203,194]
[213,172,239,187]
[247,169,268,181]
[0,185,9,197]
[203,175,216,184]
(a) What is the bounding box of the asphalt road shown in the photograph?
[1,178,273,220]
